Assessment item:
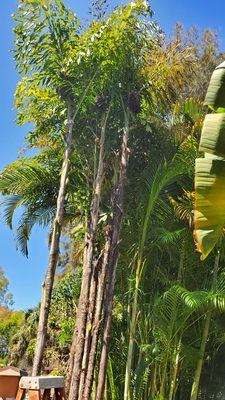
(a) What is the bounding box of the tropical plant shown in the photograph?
[195,61,225,259]
[12,0,98,375]
[67,2,157,398]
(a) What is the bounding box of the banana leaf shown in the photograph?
[195,156,225,259]
[204,62,225,109]
[194,61,225,259]
[199,113,225,157]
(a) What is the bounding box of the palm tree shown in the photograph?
[123,135,197,399]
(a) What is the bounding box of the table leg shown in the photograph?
[58,388,66,400]
[16,388,26,400]
[42,389,51,400]
[29,390,41,400]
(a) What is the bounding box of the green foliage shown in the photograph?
[0,150,89,256]
[7,272,80,371]
[50,369,64,376]
[49,272,80,349]
[0,267,13,307]
[13,0,79,77]
[195,62,225,259]
[0,307,24,366]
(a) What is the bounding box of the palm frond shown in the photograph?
[171,281,225,312]
[0,158,55,195]
[15,206,55,256]
[15,223,30,258]
[1,194,24,229]
[153,227,185,246]
[169,190,194,227]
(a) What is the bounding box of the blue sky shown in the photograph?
[1,0,225,311]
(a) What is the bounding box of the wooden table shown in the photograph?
[16,376,66,400]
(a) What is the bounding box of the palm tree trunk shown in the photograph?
[68,108,110,400]
[32,100,74,376]
[190,248,220,400]
[95,110,130,400]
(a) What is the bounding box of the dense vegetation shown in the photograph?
[1,1,225,399]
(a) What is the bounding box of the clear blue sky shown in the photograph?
[1,0,225,311]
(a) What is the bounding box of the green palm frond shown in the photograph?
[133,355,150,400]
[1,194,24,229]
[138,135,197,234]
[0,157,60,256]
[15,206,55,257]
[153,282,223,340]
[216,273,225,293]
[171,285,209,310]
[0,158,55,196]
[153,227,185,246]
[171,281,225,312]
[169,190,194,227]
[173,98,204,138]
[15,223,31,258]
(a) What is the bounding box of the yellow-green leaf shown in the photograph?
[199,113,225,157]
[194,156,225,259]
[204,62,225,109]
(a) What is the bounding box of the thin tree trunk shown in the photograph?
[150,365,157,400]
[190,310,212,400]
[68,108,110,400]
[82,231,112,399]
[167,243,185,400]
[190,248,220,400]
[33,71,98,377]
[95,110,130,400]
[78,254,100,400]
[168,340,181,400]
[124,257,142,400]
[32,100,74,376]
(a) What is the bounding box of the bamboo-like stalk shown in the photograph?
[124,257,143,400]
[79,247,105,399]
[167,242,185,400]
[190,247,220,400]
[95,108,130,400]
[150,365,157,399]
[82,231,112,399]
[159,252,185,399]
[168,340,181,400]
[78,257,99,400]
[32,100,74,376]
[33,70,98,377]
[68,107,110,400]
